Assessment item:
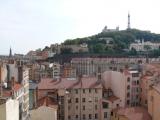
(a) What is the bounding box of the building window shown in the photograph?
[95,105,98,110]
[103,102,108,109]
[116,104,119,107]
[76,105,78,110]
[136,95,139,99]
[89,114,92,119]
[104,112,107,118]
[145,100,147,104]
[111,112,113,116]
[68,99,71,103]
[137,88,139,92]
[113,67,117,71]
[127,77,130,82]
[89,89,91,93]
[109,67,112,70]
[137,80,139,85]
[75,98,79,103]
[83,105,85,110]
[76,115,78,119]
[83,89,85,93]
[83,114,85,119]
[127,93,130,97]
[95,113,98,119]
[132,73,139,77]
[95,97,98,102]
[150,96,153,101]
[95,89,98,93]
[75,89,78,94]
[82,98,86,102]
[68,115,71,119]
[127,100,130,105]
[127,85,130,90]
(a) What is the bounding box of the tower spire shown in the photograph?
[127,12,131,29]
[9,47,12,57]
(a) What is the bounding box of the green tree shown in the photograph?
[144,45,151,51]
[93,43,105,53]
[60,48,73,54]
[129,47,137,55]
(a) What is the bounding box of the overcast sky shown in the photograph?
[0,0,160,55]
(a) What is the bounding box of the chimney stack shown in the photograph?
[11,77,15,89]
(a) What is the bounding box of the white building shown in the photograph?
[102,26,119,33]
[130,40,160,51]
[0,99,19,120]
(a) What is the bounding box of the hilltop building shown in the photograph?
[130,40,160,51]
[102,26,119,33]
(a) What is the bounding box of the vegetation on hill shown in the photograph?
[63,29,160,56]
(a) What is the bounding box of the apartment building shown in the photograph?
[0,76,24,120]
[22,67,29,120]
[50,43,88,54]
[130,40,160,51]
[27,62,53,82]
[148,82,160,120]
[140,64,160,108]
[71,57,146,76]
[0,59,30,120]
[38,75,118,120]
[52,62,61,79]
[102,70,141,107]
[62,64,76,78]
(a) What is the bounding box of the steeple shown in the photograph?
[9,47,12,57]
[127,12,131,29]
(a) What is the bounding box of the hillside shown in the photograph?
[63,29,160,55]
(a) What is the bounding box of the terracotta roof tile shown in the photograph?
[107,95,119,102]
[13,83,22,91]
[38,76,102,90]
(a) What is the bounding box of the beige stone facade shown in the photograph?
[31,106,57,120]
[111,107,151,120]
[148,83,160,120]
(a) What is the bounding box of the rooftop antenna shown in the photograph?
[127,12,131,29]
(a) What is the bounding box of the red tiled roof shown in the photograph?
[38,76,102,90]
[107,95,119,102]
[152,82,160,93]
[37,96,58,109]
[13,83,22,91]
[141,75,153,81]
[2,90,12,97]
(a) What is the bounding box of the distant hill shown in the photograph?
[63,29,160,54]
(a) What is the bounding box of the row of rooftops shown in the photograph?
[0,77,23,98]
[38,76,102,90]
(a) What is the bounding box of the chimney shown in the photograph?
[97,66,102,83]
[11,77,15,89]
[11,77,15,97]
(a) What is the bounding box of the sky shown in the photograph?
[0,0,160,55]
